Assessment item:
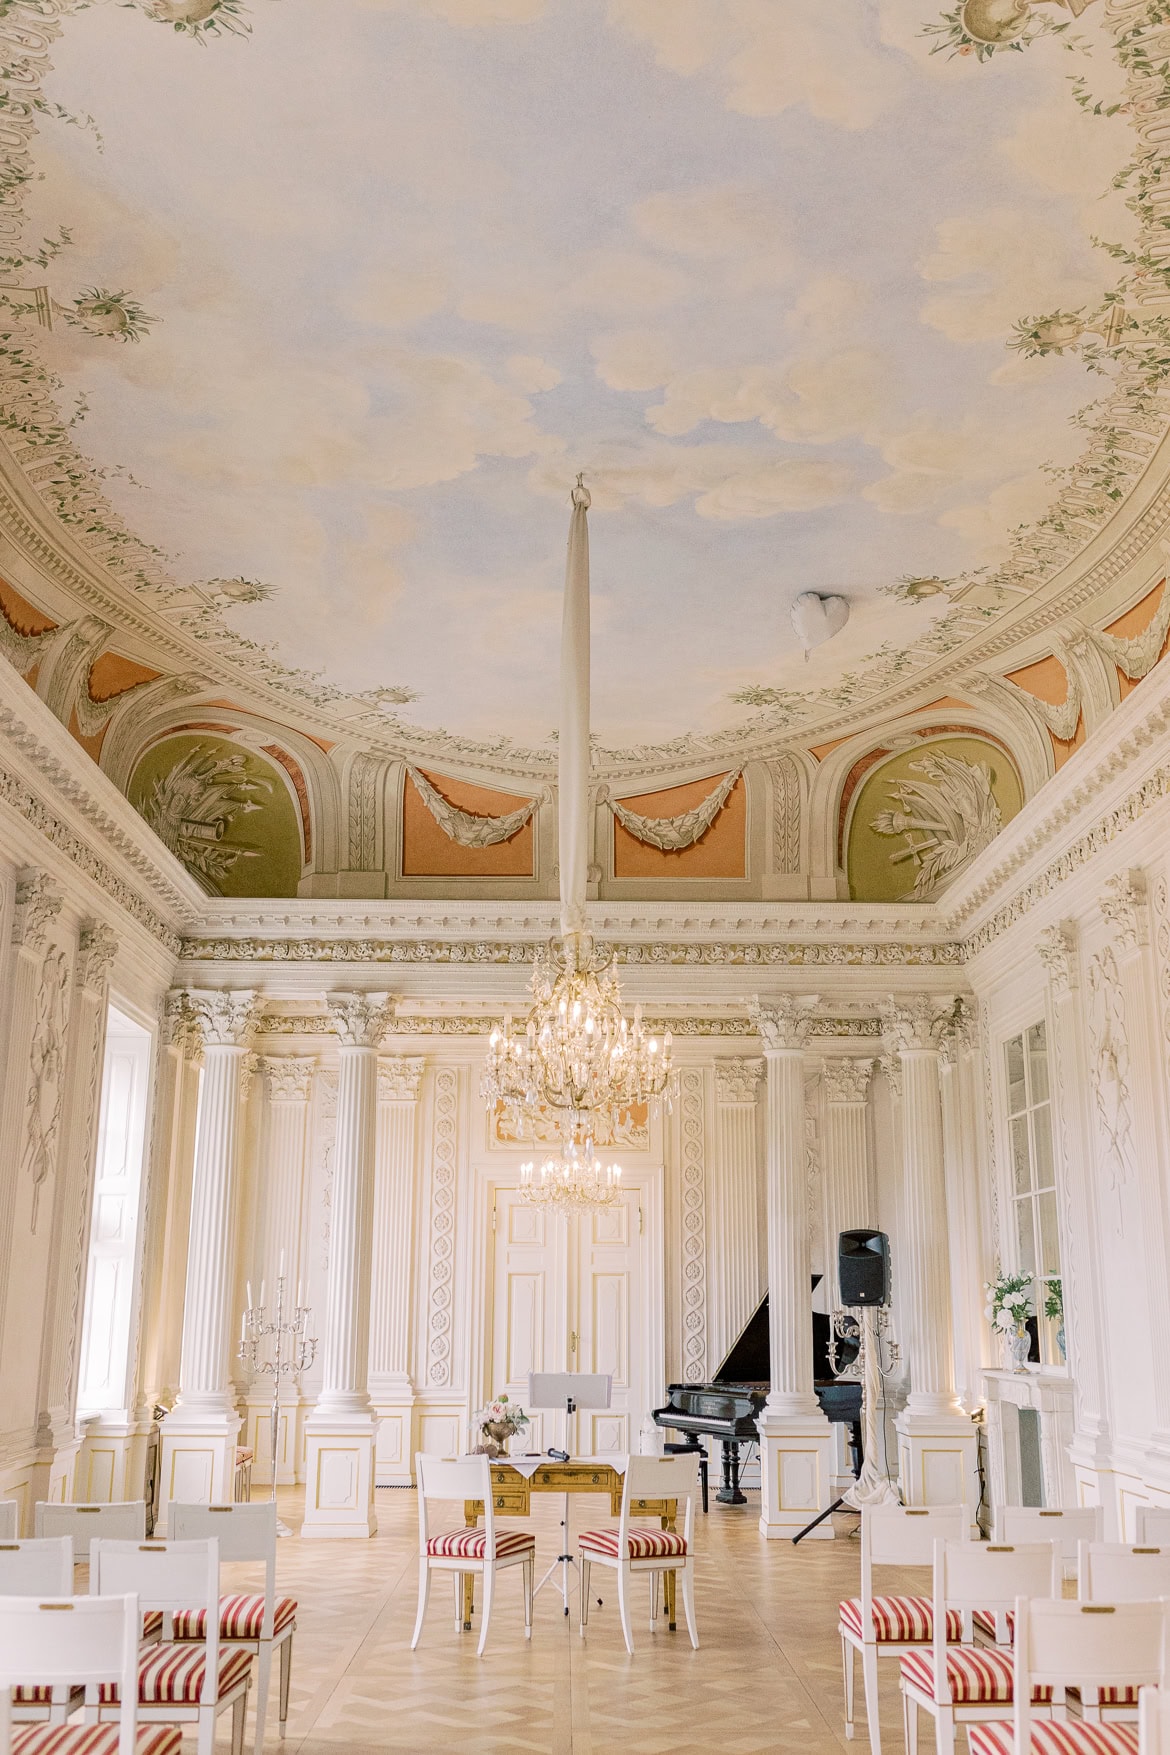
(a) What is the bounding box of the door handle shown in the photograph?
[569,1330,577,1355]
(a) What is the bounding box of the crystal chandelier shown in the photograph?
[481,477,673,1208]
[519,1133,623,1210]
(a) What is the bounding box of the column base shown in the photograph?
[157,1407,242,1534]
[757,1410,836,1540]
[896,1408,980,1521]
[301,1414,377,1538]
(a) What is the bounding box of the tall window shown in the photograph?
[1004,1022,1062,1367]
[77,1006,152,1419]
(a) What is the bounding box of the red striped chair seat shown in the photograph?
[172,1594,297,1642]
[11,1686,83,1706]
[11,1728,182,1755]
[141,1611,164,1642]
[901,1645,1054,1704]
[968,1721,1139,1755]
[96,1643,252,1705]
[974,1609,1017,1644]
[839,1595,963,1644]
[579,1528,687,1560]
[1070,1688,1140,1708]
[425,1527,534,1560]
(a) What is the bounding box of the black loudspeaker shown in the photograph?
[838,1229,890,1307]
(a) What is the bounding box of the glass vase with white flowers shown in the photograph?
[985,1271,1035,1373]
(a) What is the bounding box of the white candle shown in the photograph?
[296,1279,303,1308]
[246,1280,253,1311]
[260,1279,266,1308]
[240,1312,246,1343]
[279,1247,285,1278]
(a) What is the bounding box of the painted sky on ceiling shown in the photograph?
[29,0,1133,744]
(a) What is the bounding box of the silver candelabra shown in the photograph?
[238,1261,316,1536]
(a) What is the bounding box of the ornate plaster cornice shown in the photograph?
[181,932,961,967]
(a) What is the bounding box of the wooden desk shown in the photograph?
[462,1459,680,1631]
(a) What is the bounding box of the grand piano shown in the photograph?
[652,1280,862,1505]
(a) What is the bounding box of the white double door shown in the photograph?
[489,1186,646,1456]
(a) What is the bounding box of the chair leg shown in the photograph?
[253,1641,272,1754]
[523,1557,533,1641]
[477,1565,495,1659]
[616,1562,634,1656]
[411,1560,431,1651]
[579,1557,591,1634]
[933,1704,953,1755]
[233,1682,250,1755]
[196,1705,216,1755]
[679,1561,698,1651]
[842,1636,856,1740]
[861,1646,882,1755]
[650,1570,659,1630]
[901,1686,915,1755]
[278,1636,292,1735]
[453,1572,463,1632]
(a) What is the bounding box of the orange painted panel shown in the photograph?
[87,652,160,701]
[612,773,745,880]
[1004,654,1070,707]
[808,734,853,762]
[402,769,535,877]
[1106,580,1170,700]
[1050,713,1086,770]
[0,576,56,637]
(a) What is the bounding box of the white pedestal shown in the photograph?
[301,1416,378,1538]
[758,1412,837,1540]
[896,1410,980,1520]
[157,1409,241,1534]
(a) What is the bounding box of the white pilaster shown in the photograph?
[243,1057,316,1487]
[751,998,835,1540]
[369,1057,423,1485]
[821,1057,874,1313]
[885,998,979,1516]
[709,1058,763,1367]
[158,990,259,1530]
[302,992,392,1538]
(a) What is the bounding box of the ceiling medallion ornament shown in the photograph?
[481,478,673,1209]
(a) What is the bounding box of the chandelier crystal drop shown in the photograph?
[519,1135,623,1210]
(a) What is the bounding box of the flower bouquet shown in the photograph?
[985,1271,1034,1372]
[476,1394,529,1458]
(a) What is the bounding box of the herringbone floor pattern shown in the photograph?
[225,1488,900,1755]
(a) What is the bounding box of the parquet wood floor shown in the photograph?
[214,1489,921,1755]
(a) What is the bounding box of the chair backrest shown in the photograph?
[415,1454,500,1559]
[1135,1507,1170,1546]
[0,1537,73,1596]
[1139,1684,1170,1755]
[34,1501,146,1562]
[1078,1541,1170,1602]
[926,1540,1058,1698]
[0,1502,17,1541]
[91,1538,221,1698]
[0,1594,141,1755]
[170,1502,277,1639]
[620,1454,700,1556]
[857,1504,966,1640]
[1012,1597,1168,1753]
[994,1505,1103,1563]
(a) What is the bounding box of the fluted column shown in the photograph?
[709,1059,763,1368]
[821,1057,874,1313]
[885,996,978,1513]
[158,990,259,1526]
[137,993,202,1420]
[244,1057,316,1486]
[370,1057,423,1485]
[750,998,835,1538]
[302,992,392,1538]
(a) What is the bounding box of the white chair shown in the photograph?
[0,1591,180,1755]
[89,1537,252,1755]
[170,1502,295,1755]
[1139,1684,1170,1753]
[0,1501,17,1540]
[838,1503,967,1755]
[900,1539,1061,1755]
[35,1501,147,1563]
[0,1537,80,1723]
[994,1506,1105,1569]
[1135,1507,1170,1545]
[411,1454,535,1658]
[967,1596,1165,1755]
[1072,1543,1170,1724]
[577,1453,700,1657]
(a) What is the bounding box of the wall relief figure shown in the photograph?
[870,752,1003,899]
[1087,946,1136,1231]
[22,947,69,1232]
[139,744,269,892]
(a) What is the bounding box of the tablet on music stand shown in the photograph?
[526,1373,613,1616]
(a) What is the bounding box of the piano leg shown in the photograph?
[716,1440,747,1506]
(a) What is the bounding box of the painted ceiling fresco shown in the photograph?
[0,0,1160,762]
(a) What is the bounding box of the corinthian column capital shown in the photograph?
[377,1056,424,1102]
[75,921,118,992]
[882,995,955,1055]
[263,1056,316,1102]
[186,989,261,1050]
[750,994,819,1053]
[1100,868,1148,952]
[328,991,394,1048]
[714,1057,762,1104]
[13,868,62,951]
[822,1056,874,1105]
[1037,922,1079,994]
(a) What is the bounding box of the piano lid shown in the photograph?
[713,1276,857,1386]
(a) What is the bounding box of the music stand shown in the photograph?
[527,1372,612,1616]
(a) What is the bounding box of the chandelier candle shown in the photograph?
[238,1271,317,1532]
